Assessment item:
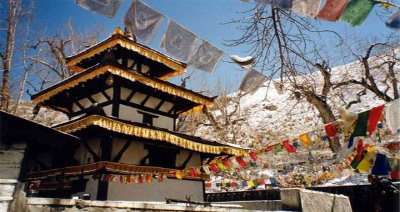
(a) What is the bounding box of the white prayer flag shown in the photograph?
[292,0,323,17]
[124,0,164,43]
[75,0,122,18]
[160,20,197,62]
[239,70,267,93]
[189,40,224,73]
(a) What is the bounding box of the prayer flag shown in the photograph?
[292,0,323,17]
[247,180,255,187]
[249,152,258,162]
[202,165,211,174]
[137,175,143,183]
[124,0,164,43]
[316,0,349,21]
[209,163,220,173]
[265,145,274,152]
[340,0,376,26]
[325,123,338,137]
[299,133,312,146]
[353,110,369,136]
[239,69,268,93]
[385,99,400,133]
[356,151,372,173]
[189,168,197,178]
[282,140,296,153]
[371,153,389,176]
[256,0,293,9]
[368,105,385,136]
[236,156,247,168]
[217,162,227,171]
[222,159,232,168]
[161,20,197,61]
[146,174,152,183]
[188,40,224,73]
[386,10,400,29]
[75,0,122,18]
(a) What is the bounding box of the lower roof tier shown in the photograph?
[52,115,250,156]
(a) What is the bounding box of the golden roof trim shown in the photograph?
[66,35,186,79]
[32,65,213,111]
[54,115,248,156]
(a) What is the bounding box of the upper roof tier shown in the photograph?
[66,27,186,80]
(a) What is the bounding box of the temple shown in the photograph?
[24,27,248,202]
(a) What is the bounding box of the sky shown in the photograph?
[29,0,400,95]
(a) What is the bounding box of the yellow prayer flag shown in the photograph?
[299,133,312,146]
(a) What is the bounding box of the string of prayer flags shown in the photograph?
[161,20,197,62]
[255,0,293,9]
[384,99,400,134]
[368,104,385,136]
[386,10,400,29]
[292,0,323,18]
[340,0,376,26]
[353,110,370,136]
[188,40,225,73]
[299,133,312,147]
[316,0,349,21]
[239,69,268,93]
[75,0,122,18]
[124,0,165,43]
[282,140,296,153]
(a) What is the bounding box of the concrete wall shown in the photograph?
[280,188,352,212]
[107,178,205,202]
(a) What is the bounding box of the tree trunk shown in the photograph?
[305,93,341,152]
[1,0,20,111]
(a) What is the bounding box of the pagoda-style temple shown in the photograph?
[26,28,248,202]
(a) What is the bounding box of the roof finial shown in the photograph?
[113,27,124,36]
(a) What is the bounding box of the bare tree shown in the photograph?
[334,43,399,103]
[0,0,28,111]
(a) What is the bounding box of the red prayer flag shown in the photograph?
[236,156,247,168]
[325,123,338,137]
[222,159,232,168]
[265,145,274,152]
[368,105,385,136]
[137,175,143,184]
[355,139,364,160]
[189,168,197,178]
[209,163,220,173]
[249,152,258,161]
[258,179,266,185]
[316,0,349,21]
[282,140,296,153]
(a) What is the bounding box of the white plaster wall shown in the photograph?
[74,138,101,165]
[176,150,201,168]
[107,178,204,202]
[74,176,98,201]
[111,139,147,165]
[118,104,174,130]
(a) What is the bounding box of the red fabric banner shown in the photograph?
[236,156,247,168]
[316,0,349,21]
[368,105,385,136]
[325,123,338,137]
[249,152,258,161]
[282,140,296,153]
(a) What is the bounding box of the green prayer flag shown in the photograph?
[353,110,370,136]
[340,0,376,26]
